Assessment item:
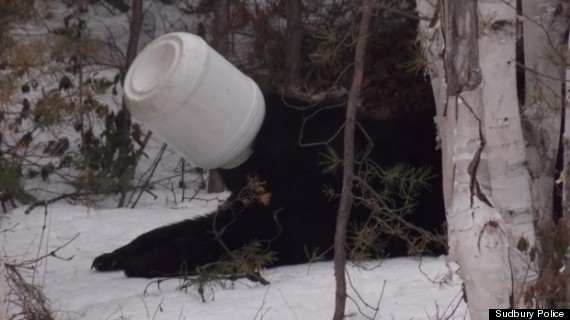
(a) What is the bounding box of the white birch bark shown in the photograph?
[448,91,513,318]
[417,0,540,317]
[521,0,565,272]
[478,2,536,305]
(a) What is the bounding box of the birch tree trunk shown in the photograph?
[521,0,566,275]
[478,1,536,306]
[416,0,551,316]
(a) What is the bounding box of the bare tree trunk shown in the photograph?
[417,0,543,316]
[285,0,303,89]
[477,1,540,307]
[521,0,566,275]
[207,0,231,194]
[442,0,480,95]
[560,3,570,308]
[124,0,143,69]
[332,2,371,319]
[213,0,229,55]
[117,0,143,207]
[207,170,225,193]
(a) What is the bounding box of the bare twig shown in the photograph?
[130,143,167,208]
[24,233,80,266]
[100,0,130,13]
[252,286,272,320]
[24,193,101,214]
[345,269,380,320]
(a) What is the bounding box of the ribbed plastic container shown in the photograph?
[123,32,265,169]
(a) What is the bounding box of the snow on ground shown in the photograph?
[2,198,468,320]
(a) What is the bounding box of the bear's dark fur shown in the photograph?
[92,92,446,278]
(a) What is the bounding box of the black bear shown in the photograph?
[92,92,446,278]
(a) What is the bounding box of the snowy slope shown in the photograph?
[2,200,467,320]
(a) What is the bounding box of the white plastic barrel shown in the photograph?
[123,32,265,169]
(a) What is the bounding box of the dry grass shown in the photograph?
[4,263,55,320]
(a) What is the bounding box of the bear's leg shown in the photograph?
[120,235,222,278]
[92,215,215,272]
[92,202,284,277]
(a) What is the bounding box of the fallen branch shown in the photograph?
[24,187,156,214]
[143,271,270,303]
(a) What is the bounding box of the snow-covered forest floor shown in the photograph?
[1,140,469,320]
[2,193,467,320]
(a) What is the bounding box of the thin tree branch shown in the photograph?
[332,1,373,319]
[100,0,130,13]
